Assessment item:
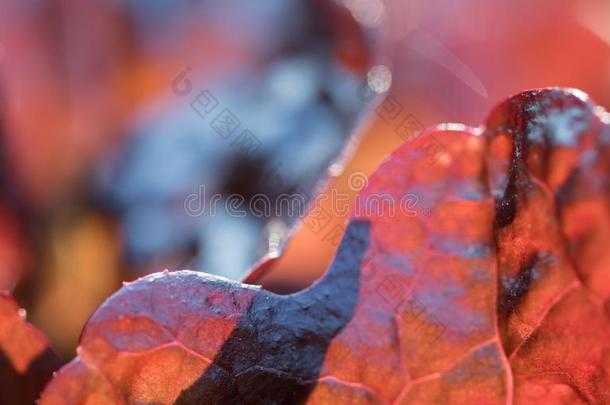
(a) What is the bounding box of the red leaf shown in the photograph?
[40,88,610,403]
[0,293,63,403]
[486,89,610,403]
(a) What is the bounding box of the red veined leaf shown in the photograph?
[40,88,610,404]
[485,89,610,404]
[0,292,63,404]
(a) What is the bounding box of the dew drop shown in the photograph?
[328,162,344,177]
[367,65,392,94]
[343,0,386,27]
